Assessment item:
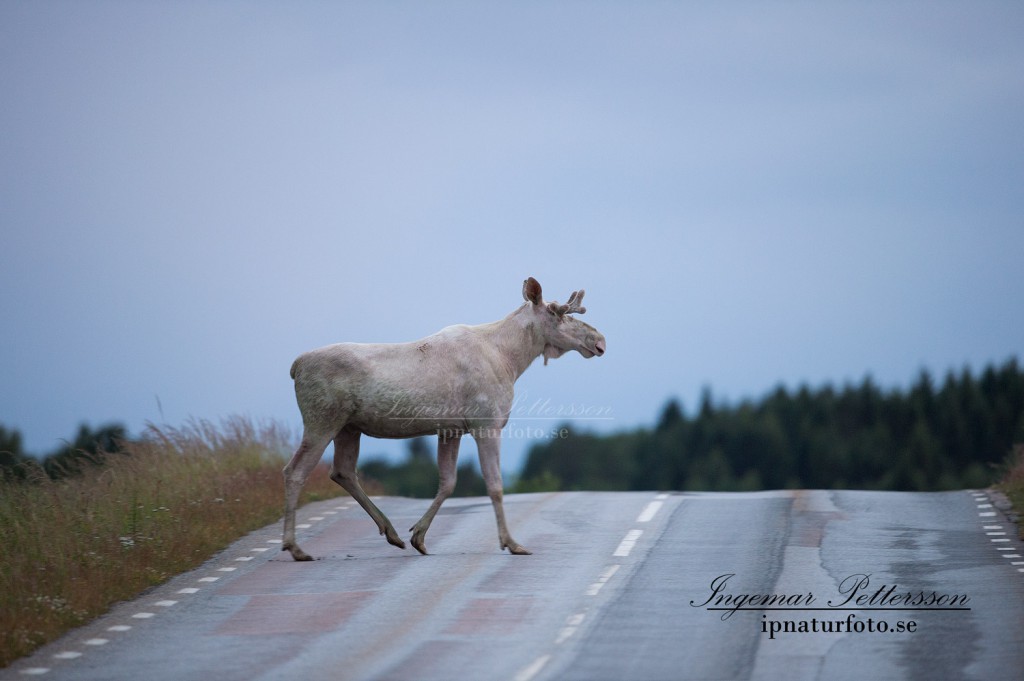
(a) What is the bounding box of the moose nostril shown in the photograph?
[595,339,606,355]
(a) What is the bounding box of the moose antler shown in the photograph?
[549,289,587,317]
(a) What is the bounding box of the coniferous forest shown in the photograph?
[518,359,1024,493]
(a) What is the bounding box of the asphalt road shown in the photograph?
[7,490,1024,681]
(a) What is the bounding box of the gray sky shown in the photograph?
[2,2,1022,473]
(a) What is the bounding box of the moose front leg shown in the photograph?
[475,434,531,555]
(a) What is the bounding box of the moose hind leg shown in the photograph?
[282,433,332,561]
[410,436,461,555]
[330,428,405,550]
[476,435,531,555]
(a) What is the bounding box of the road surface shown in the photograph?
[6,490,1024,680]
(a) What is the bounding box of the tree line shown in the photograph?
[519,358,1024,492]
[0,423,127,481]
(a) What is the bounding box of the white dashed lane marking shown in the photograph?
[587,564,621,596]
[516,493,672,681]
[555,613,586,644]
[613,529,644,557]
[972,491,1024,574]
[513,654,551,681]
[53,651,82,659]
[636,500,663,523]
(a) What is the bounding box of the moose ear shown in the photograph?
[522,277,543,305]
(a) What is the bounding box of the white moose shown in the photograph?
[282,277,606,560]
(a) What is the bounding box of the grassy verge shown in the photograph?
[995,443,1024,539]
[0,417,346,668]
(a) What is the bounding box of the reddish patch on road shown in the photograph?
[216,591,374,635]
[443,597,534,636]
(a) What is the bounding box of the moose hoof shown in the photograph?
[283,543,315,562]
[411,534,429,556]
[409,525,429,555]
[505,543,532,556]
[382,526,406,550]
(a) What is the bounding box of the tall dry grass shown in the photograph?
[0,417,346,667]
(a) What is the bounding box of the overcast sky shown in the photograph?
[2,2,1022,473]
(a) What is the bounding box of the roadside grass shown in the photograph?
[995,443,1024,539]
[0,417,346,668]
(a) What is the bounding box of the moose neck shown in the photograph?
[481,304,547,382]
